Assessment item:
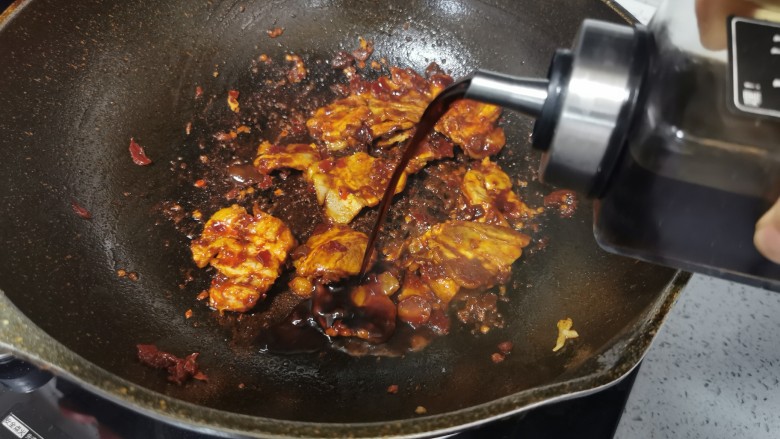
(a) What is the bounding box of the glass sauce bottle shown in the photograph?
[464,0,780,289]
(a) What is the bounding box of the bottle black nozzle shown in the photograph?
[464,71,549,118]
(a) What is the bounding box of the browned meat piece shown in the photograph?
[306,95,371,152]
[305,152,407,224]
[460,158,543,228]
[362,68,447,146]
[253,141,322,173]
[544,189,578,218]
[435,99,506,158]
[289,224,369,297]
[191,205,296,312]
[306,66,452,152]
[312,272,399,343]
[395,273,449,334]
[404,220,531,303]
[402,133,455,174]
[352,37,374,62]
[453,290,504,334]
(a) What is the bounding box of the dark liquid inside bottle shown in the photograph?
[595,53,780,290]
[596,152,780,290]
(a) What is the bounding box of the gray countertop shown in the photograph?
[615,275,780,438]
[611,1,780,437]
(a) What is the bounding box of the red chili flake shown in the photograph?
[195,86,203,98]
[184,309,193,319]
[498,341,513,355]
[227,90,240,112]
[257,174,273,190]
[127,272,139,281]
[196,291,209,301]
[255,250,272,265]
[136,344,207,385]
[194,179,207,188]
[238,383,245,389]
[387,384,399,394]
[128,138,152,166]
[70,201,92,219]
[491,352,505,363]
[116,269,127,278]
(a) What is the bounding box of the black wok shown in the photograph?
[0,0,688,437]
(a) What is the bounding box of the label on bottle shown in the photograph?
[0,413,43,439]
[728,17,780,118]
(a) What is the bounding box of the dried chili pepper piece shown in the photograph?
[129,137,152,166]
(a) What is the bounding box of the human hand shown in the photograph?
[755,200,780,264]
[695,0,780,262]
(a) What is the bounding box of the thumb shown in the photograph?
[754,199,780,264]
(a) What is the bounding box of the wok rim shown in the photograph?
[0,269,690,439]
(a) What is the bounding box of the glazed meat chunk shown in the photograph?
[404,220,531,303]
[401,133,455,174]
[361,67,450,147]
[306,67,452,151]
[460,158,543,228]
[253,141,322,173]
[436,99,506,158]
[305,152,407,224]
[289,224,369,297]
[305,95,371,152]
[311,271,400,343]
[191,205,296,312]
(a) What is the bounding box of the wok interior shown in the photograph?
[0,0,677,423]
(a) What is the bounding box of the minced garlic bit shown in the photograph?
[553,317,578,352]
[414,406,427,415]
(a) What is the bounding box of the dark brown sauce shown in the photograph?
[359,78,471,277]
[255,278,395,355]
[227,163,265,184]
[255,299,327,354]
[256,285,438,357]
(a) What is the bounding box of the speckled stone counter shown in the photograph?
[614,275,780,438]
